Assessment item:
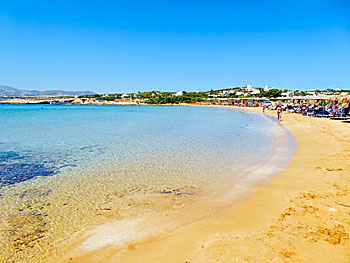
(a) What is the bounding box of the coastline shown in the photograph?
[50,106,293,263]
[0,105,291,263]
[2,104,348,262]
[61,106,349,262]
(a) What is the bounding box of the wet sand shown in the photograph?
[54,106,350,262]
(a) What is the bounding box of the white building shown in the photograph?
[281,91,294,97]
[250,88,260,95]
[173,91,184,96]
[221,90,230,95]
[245,85,253,91]
[263,85,272,92]
[243,85,260,94]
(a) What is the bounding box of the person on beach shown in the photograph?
[277,105,282,121]
[344,103,350,117]
[302,102,307,116]
[263,105,266,113]
[332,103,338,118]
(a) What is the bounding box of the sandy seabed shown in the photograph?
[52,106,350,263]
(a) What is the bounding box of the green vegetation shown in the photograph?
[147,92,206,104]
[294,90,308,96]
[256,89,282,98]
[76,87,349,105]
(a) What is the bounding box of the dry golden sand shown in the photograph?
[58,107,350,263]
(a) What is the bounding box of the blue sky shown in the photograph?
[0,0,349,93]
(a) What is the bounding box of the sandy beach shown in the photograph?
[54,106,350,263]
[2,1,349,262]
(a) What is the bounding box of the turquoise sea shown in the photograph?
[0,105,293,262]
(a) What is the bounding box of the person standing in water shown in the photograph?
[277,105,282,121]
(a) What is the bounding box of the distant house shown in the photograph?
[250,88,260,95]
[263,85,272,92]
[281,91,294,97]
[121,94,130,100]
[243,85,260,94]
[245,85,253,91]
[173,91,184,96]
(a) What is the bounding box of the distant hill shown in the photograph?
[0,85,96,97]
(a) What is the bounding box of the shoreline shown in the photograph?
[51,106,294,263]
[2,104,348,262]
[0,105,292,263]
[57,106,349,262]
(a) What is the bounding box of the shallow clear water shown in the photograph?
[0,105,274,186]
[0,105,288,262]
